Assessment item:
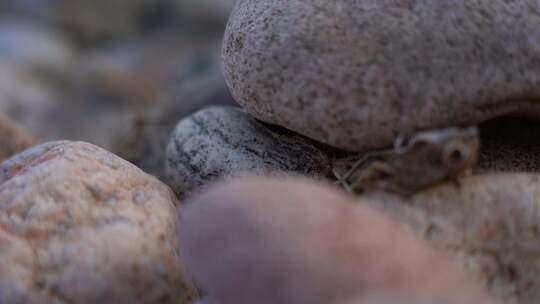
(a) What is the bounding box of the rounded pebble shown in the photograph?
[165,106,330,195]
[224,0,540,151]
[0,141,195,304]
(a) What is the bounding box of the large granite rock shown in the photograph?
[165,106,330,195]
[223,0,540,151]
[0,141,195,304]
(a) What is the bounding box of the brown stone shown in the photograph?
[0,141,195,304]
[165,107,330,196]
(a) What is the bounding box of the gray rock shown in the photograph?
[223,0,540,152]
[165,106,330,195]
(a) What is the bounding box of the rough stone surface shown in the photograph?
[364,173,540,304]
[0,113,36,162]
[0,141,195,304]
[179,177,495,304]
[224,0,540,152]
[165,106,331,195]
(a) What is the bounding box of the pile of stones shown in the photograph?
[2,0,540,303]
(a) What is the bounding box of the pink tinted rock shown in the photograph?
[0,141,195,304]
[179,177,494,304]
[224,0,540,151]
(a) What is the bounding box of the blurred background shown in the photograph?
[0,0,237,177]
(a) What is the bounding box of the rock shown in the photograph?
[165,106,331,195]
[223,0,540,152]
[0,113,36,162]
[0,141,195,304]
[364,173,540,304]
[178,176,495,304]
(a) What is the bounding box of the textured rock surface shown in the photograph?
[165,106,330,195]
[179,177,495,304]
[224,0,540,151]
[0,113,36,162]
[364,173,540,304]
[0,141,195,304]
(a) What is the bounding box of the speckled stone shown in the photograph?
[0,113,36,162]
[165,106,330,195]
[0,141,195,304]
[364,173,540,304]
[223,0,540,151]
[179,177,495,304]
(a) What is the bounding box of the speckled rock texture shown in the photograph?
[165,106,330,195]
[364,173,540,304]
[0,141,195,304]
[179,177,496,304]
[0,113,36,162]
[223,0,540,152]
